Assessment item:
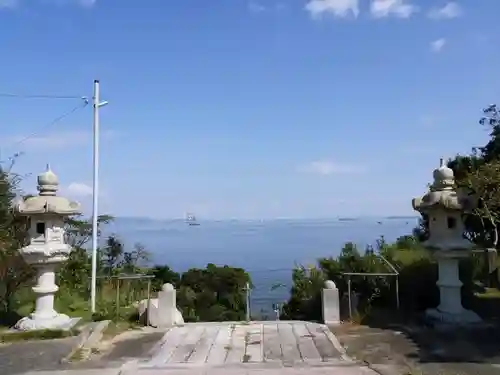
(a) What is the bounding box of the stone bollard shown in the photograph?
[137,283,184,327]
[158,283,178,327]
[322,280,340,325]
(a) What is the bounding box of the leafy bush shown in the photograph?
[281,235,484,321]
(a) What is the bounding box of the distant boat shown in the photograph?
[186,213,200,226]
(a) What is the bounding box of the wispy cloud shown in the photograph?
[63,181,107,200]
[66,182,93,197]
[248,1,266,13]
[248,1,286,14]
[305,0,419,19]
[0,0,18,8]
[430,38,446,53]
[305,0,360,19]
[77,0,96,7]
[297,160,366,175]
[370,0,418,19]
[419,115,438,128]
[49,0,97,7]
[2,129,117,151]
[1,0,97,8]
[428,2,462,20]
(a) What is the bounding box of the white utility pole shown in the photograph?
[90,79,108,313]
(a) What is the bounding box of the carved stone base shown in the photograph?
[14,313,80,331]
[425,307,482,326]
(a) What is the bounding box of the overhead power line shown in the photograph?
[0,93,87,100]
[5,97,89,154]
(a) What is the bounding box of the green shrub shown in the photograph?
[0,328,78,343]
[281,235,485,321]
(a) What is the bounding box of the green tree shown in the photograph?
[0,165,33,317]
[64,214,114,249]
[447,104,500,285]
[178,264,250,322]
[121,242,151,274]
[148,265,180,291]
[103,235,124,275]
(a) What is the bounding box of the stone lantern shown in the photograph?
[412,159,481,324]
[14,165,81,331]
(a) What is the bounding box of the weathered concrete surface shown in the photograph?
[18,322,380,375]
[332,323,500,375]
[0,336,79,375]
[22,367,379,375]
[142,321,348,368]
[100,330,166,362]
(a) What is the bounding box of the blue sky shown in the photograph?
[0,0,498,219]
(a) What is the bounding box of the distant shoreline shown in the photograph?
[112,216,420,223]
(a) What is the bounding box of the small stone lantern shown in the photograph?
[14,165,81,331]
[412,159,481,324]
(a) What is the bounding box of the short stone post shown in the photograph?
[322,280,340,325]
[157,283,177,327]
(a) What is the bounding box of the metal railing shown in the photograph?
[91,273,154,322]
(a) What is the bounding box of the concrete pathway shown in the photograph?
[0,336,79,375]
[119,321,378,374]
[145,321,347,366]
[21,321,379,375]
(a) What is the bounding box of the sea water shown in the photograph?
[104,217,417,316]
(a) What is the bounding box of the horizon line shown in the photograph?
[109,215,420,222]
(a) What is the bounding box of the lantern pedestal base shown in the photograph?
[425,252,482,326]
[425,307,481,326]
[14,314,80,331]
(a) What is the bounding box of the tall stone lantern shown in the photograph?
[412,159,481,324]
[14,165,82,331]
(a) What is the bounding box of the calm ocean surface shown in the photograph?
[104,217,417,316]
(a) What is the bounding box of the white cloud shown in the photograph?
[430,38,446,52]
[428,2,462,20]
[305,0,359,19]
[297,160,366,175]
[370,0,418,19]
[66,182,93,197]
